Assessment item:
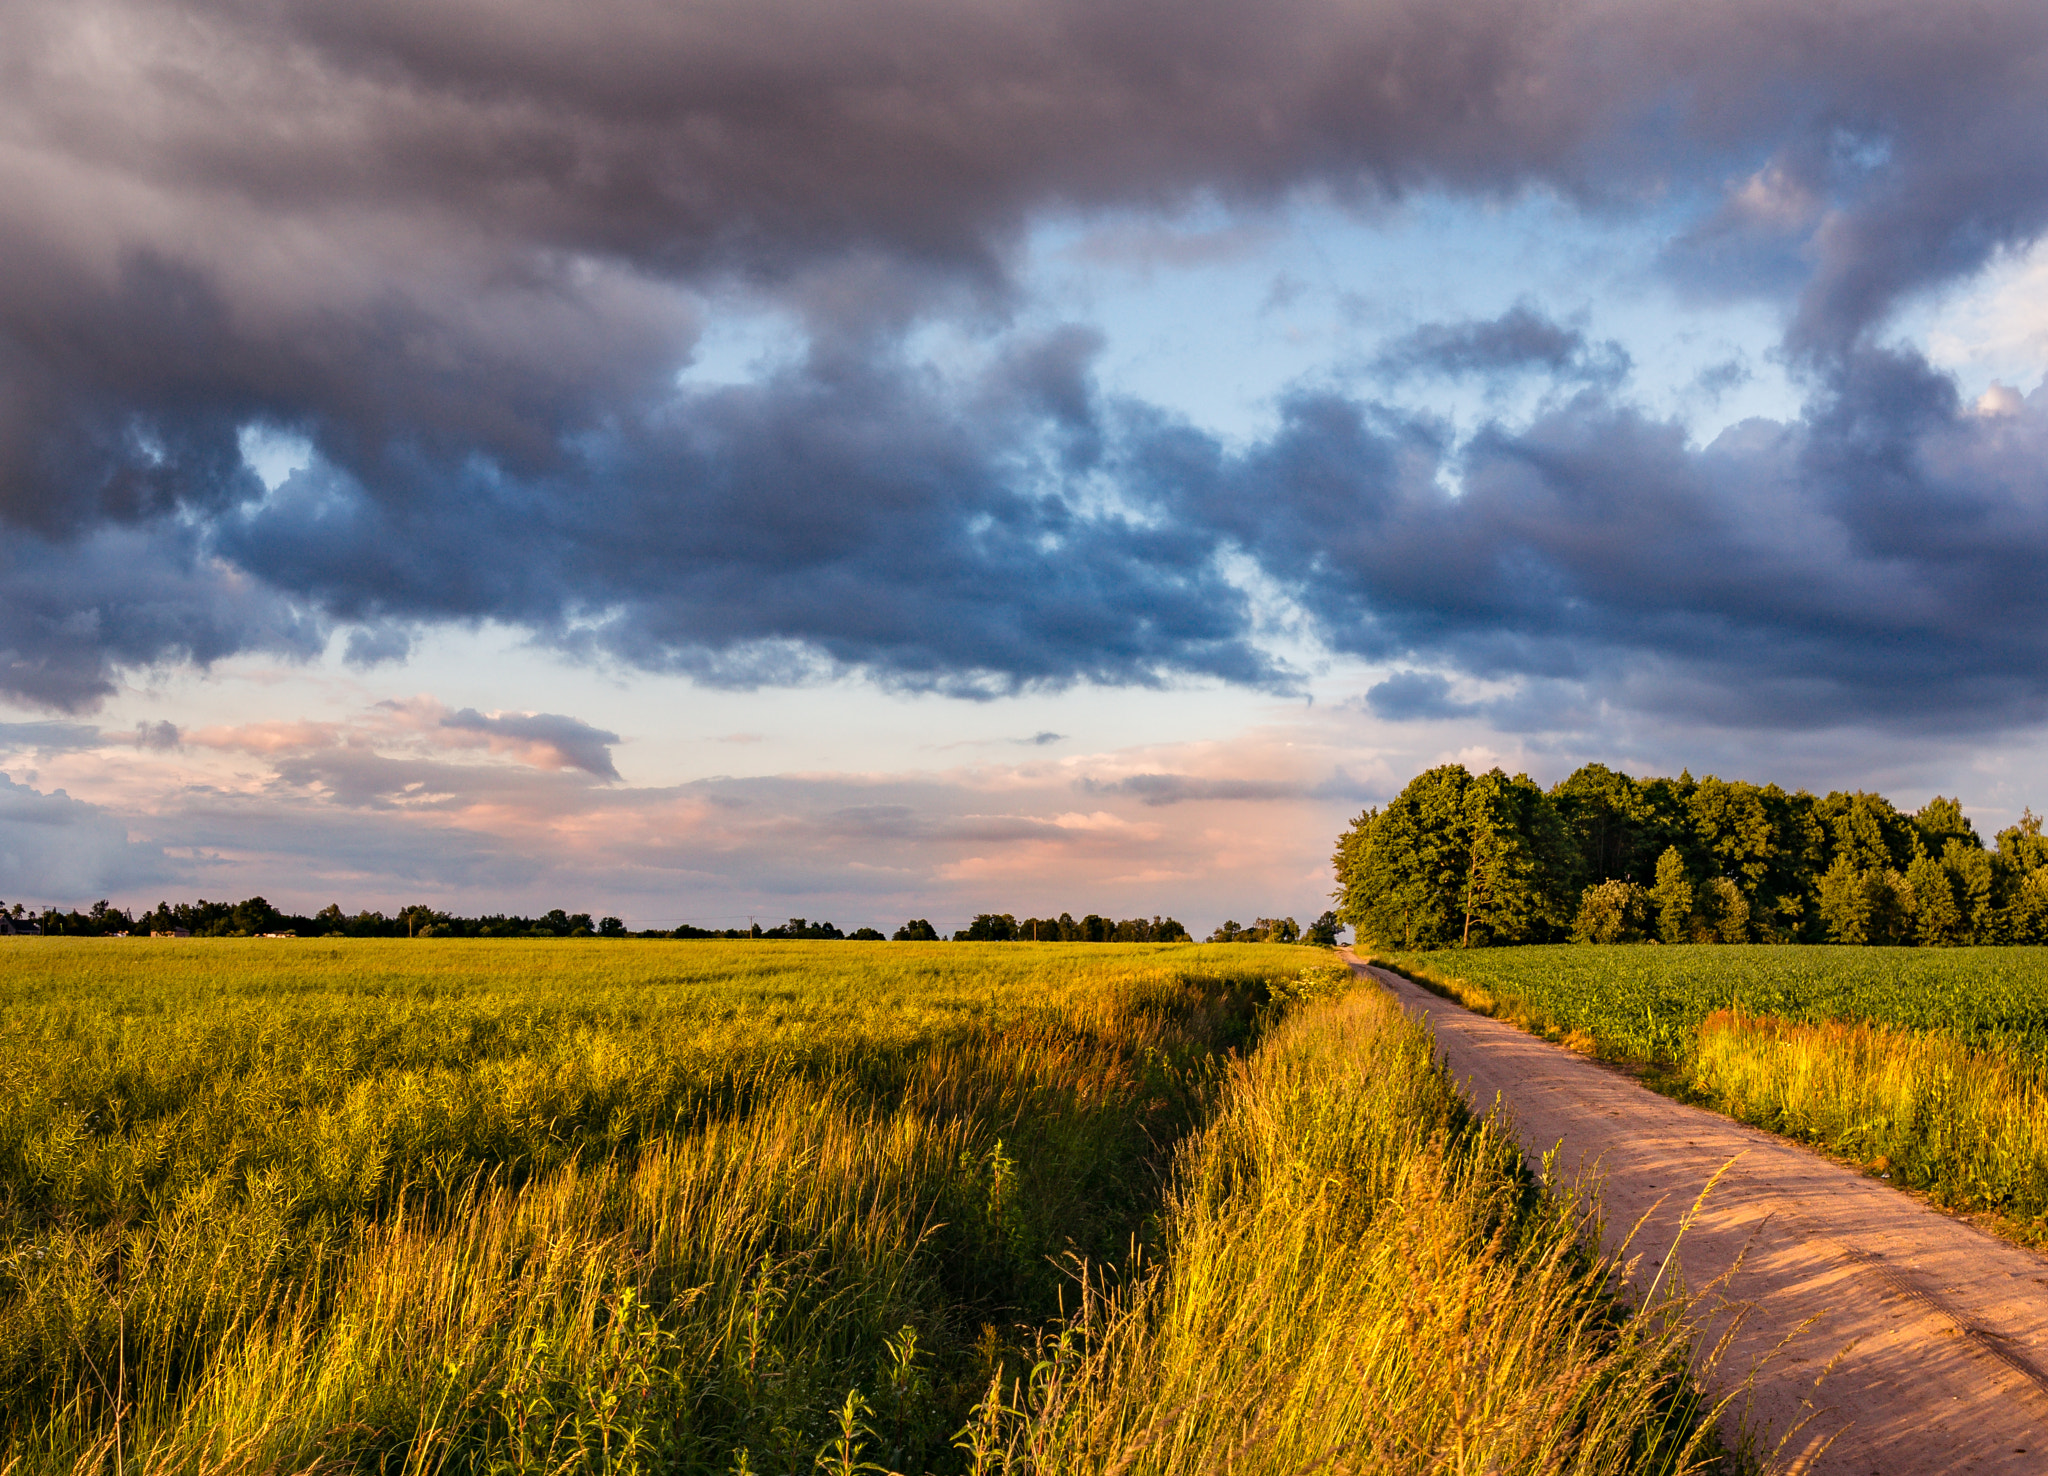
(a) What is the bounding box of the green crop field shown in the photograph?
[0,939,1732,1475]
[1374,944,2048,1060]
[1375,945,2048,1236]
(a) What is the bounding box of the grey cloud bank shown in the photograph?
[2,0,2048,732]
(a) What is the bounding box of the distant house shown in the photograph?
[150,928,192,938]
[259,931,298,939]
[0,917,42,936]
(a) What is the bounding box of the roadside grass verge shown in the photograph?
[959,984,1751,1476]
[1371,948,2048,1245]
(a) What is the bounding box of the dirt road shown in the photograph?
[1341,954,2048,1475]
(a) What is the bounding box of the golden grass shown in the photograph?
[1692,1011,2048,1233]
[957,987,1741,1476]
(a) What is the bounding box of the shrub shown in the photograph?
[1571,880,1652,943]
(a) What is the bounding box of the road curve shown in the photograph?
[1341,953,2048,1475]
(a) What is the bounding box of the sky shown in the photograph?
[4,0,2048,932]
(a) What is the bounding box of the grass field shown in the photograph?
[1374,945,2048,1237]
[1,939,1739,1474]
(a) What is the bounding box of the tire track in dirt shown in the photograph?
[1341,953,2048,1475]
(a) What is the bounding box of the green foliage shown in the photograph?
[1652,848,1694,945]
[1340,761,2048,949]
[1914,795,1981,856]
[1906,853,1963,945]
[1699,876,1748,944]
[1570,880,1651,944]
[961,914,1191,943]
[1377,942,2048,1066]
[1303,910,1344,947]
[1207,917,1297,944]
[1334,763,1575,949]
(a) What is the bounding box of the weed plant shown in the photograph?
[1376,945,2048,1235]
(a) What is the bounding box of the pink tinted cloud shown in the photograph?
[184,720,341,754]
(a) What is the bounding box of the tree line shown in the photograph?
[949,912,1192,942]
[5,900,1331,945]
[1334,762,2048,948]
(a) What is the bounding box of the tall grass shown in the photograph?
[1691,1011,2048,1231]
[0,940,1311,1472]
[959,986,1741,1476]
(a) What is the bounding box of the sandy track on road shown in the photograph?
[1341,954,2048,1475]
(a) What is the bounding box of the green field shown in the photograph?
[1376,945,2048,1233]
[0,939,1733,1474]
[1375,944,2048,1059]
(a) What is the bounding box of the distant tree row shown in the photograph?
[1208,913,1345,945]
[0,899,136,936]
[950,912,1193,942]
[6,898,1334,947]
[1335,762,2048,948]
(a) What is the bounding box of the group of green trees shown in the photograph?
[1,899,133,936]
[9,899,1224,945]
[119,899,622,938]
[1205,913,1343,945]
[950,912,1193,942]
[1335,762,2048,949]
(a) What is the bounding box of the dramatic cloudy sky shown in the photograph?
[5,0,2048,928]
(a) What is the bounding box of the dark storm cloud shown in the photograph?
[216,335,1281,697]
[0,524,323,712]
[4,0,2048,721]
[1364,672,1479,722]
[1373,306,1628,384]
[1139,352,2048,733]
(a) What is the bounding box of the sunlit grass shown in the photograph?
[960,986,1741,1475]
[1691,1011,2048,1233]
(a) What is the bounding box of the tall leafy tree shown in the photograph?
[1906,852,1964,945]
[1817,791,1917,873]
[1334,765,1476,949]
[1816,854,1872,944]
[1651,848,1694,944]
[1943,841,1997,943]
[1914,796,1981,856]
[1335,765,1574,948]
[1551,764,1655,884]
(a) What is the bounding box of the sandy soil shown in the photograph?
[1340,953,2048,1475]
